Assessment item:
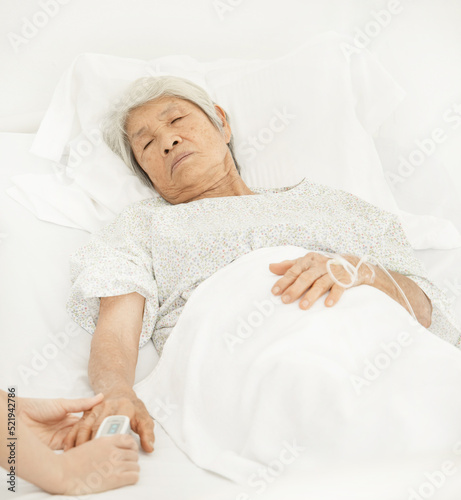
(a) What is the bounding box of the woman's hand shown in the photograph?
[58,434,140,495]
[269,252,374,309]
[62,389,155,454]
[17,393,104,450]
[1,390,139,496]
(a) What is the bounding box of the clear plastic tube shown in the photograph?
[324,253,417,322]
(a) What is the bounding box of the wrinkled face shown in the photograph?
[126,96,234,204]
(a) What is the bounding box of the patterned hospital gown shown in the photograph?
[66,178,461,357]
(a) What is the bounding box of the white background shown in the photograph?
[1,0,461,220]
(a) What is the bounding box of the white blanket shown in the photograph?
[134,246,461,497]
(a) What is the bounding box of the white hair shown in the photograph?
[101,75,241,188]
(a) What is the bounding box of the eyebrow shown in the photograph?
[130,104,179,142]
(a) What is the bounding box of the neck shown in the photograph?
[188,172,256,202]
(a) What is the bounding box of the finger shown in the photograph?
[55,415,80,430]
[118,470,140,486]
[271,261,305,293]
[119,449,139,462]
[324,283,345,307]
[268,260,296,275]
[138,421,155,453]
[113,434,138,451]
[271,261,315,297]
[121,462,141,473]
[299,275,333,309]
[59,393,104,414]
[50,417,81,449]
[132,414,155,453]
[74,411,100,447]
[75,423,94,447]
[278,269,324,303]
[63,420,82,451]
[62,409,94,451]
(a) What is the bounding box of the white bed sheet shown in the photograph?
[1,133,461,499]
[137,246,461,499]
[0,133,243,500]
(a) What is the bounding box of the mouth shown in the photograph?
[171,152,193,173]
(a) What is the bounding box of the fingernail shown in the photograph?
[326,300,333,306]
[282,295,291,303]
[149,441,154,451]
[272,286,280,295]
[300,300,309,309]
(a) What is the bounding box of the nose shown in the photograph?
[163,139,180,156]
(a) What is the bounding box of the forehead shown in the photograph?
[128,97,193,124]
[126,96,198,141]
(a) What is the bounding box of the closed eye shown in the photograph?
[143,139,153,150]
[143,117,183,150]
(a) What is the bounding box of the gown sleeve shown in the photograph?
[66,200,158,349]
[376,213,461,348]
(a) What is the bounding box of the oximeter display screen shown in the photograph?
[108,423,120,434]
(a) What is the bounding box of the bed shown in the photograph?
[2,28,461,500]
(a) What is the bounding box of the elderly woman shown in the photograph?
[64,76,460,454]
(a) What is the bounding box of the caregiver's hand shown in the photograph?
[17,392,104,450]
[59,434,140,495]
[63,389,155,453]
[0,390,139,495]
[269,252,373,309]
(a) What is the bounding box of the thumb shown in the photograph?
[268,260,295,274]
[59,393,104,414]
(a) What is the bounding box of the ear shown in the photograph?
[214,104,232,144]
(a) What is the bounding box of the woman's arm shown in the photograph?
[0,389,60,493]
[63,292,155,453]
[89,292,144,395]
[0,390,139,495]
[345,255,432,328]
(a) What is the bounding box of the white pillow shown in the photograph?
[27,32,402,211]
[207,32,406,211]
[10,31,460,249]
[399,210,461,250]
